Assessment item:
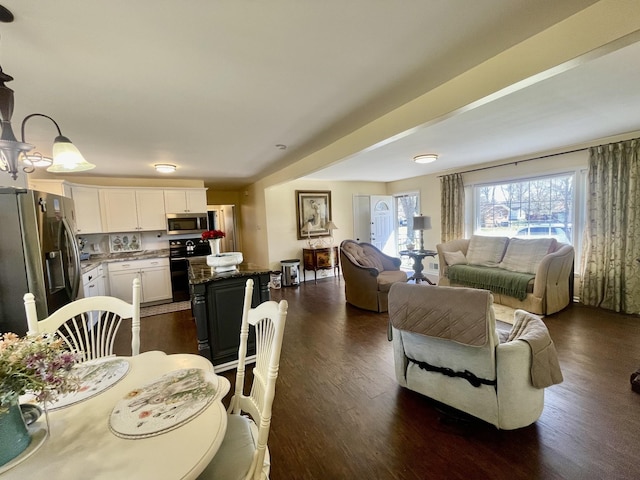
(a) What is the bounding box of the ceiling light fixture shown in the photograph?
[413,153,438,164]
[155,164,177,173]
[22,152,53,168]
[0,8,94,180]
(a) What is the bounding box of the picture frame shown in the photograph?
[296,190,332,240]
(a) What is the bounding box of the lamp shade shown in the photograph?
[325,220,338,231]
[412,215,432,231]
[413,215,431,230]
[47,135,95,173]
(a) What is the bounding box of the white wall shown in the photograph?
[264,180,387,274]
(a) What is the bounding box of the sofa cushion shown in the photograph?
[466,235,509,267]
[499,238,556,274]
[443,250,468,266]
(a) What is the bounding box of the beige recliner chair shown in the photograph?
[388,283,563,430]
[340,240,407,312]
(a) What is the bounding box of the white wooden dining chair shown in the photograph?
[198,278,288,480]
[23,278,141,362]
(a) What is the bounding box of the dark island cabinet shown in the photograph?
[189,259,270,371]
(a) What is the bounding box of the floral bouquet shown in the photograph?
[202,229,225,240]
[0,332,79,411]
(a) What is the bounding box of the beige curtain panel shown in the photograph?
[581,138,640,314]
[440,173,465,243]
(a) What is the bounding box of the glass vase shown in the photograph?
[0,395,31,466]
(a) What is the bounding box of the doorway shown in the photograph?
[207,205,237,252]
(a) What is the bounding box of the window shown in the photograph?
[394,192,419,268]
[473,173,574,244]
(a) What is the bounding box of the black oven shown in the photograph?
[166,213,208,235]
[169,238,211,302]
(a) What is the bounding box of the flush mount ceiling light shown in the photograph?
[413,154,438,164]
[0,7,95,179]
[155,164,177,173]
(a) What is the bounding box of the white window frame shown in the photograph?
[468,169,587,267]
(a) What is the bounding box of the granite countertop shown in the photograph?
[188,257,272,285]
[80,249,170,274]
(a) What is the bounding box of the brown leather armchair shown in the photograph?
[340,240,408,312]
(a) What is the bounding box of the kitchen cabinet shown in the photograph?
[135,190,166,230]
[28,179,68,197]
[164,189,207,214]
[82,264,106,325]
[100,188,166,232]
[108,258,171,304]
[69,185,103,234]
[189,259,270,371]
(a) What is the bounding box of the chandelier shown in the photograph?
[0,6,95,180]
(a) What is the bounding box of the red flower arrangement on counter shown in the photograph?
[202,230,225,240]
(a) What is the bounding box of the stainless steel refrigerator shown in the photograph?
[0,188,81,335]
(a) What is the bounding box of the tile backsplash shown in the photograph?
[109,234,142,253]
[78,232,170,254]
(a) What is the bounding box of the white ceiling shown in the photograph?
[2,0,637,188]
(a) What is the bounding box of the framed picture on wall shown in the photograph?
[296,190,332,240]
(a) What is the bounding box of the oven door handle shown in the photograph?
[170,257,188,261]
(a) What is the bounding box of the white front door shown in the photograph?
[370,195,394,255]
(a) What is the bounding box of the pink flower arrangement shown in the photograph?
[202,230,225,240]
[0,332,79,410]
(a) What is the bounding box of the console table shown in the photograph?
[399,249,437,284]
[303,246,340,283]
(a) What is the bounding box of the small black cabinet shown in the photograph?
[190,259,270,370]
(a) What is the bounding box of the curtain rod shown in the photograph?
[439,147,589,177]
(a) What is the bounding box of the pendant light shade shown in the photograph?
[47,135,95,172]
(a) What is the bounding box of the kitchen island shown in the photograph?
[189,257,271,372]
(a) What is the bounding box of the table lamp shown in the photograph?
[412,215,431,251]
[325,220,338,245]
[305,221,314,247]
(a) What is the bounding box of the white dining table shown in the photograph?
[2,351,230,480]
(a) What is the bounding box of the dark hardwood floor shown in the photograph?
[116,279,640,479]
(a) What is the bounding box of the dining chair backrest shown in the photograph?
[23,278,141,362]
[198,279,288,480]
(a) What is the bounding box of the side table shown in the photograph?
[303,246,340,283]
[399,249,438,284]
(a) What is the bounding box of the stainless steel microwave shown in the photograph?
[166,213,208,235]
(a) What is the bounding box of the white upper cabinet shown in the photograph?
[164,189,207,213]
[69,185,103,234]
[28,179,68,197]
[135,190,166,230]
[100,188,167,232]
[100,189,139,232]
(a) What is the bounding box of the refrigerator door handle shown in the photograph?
[62,217,81,301]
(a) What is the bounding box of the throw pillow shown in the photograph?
[499,238,555,274]
[466,235,509,267]
[443,250,468,266]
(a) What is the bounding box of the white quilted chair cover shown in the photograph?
[389,283,547,430]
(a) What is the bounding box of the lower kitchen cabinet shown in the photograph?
[108,258,171,304]
[189,261,270,371]
[82,264,106,326]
